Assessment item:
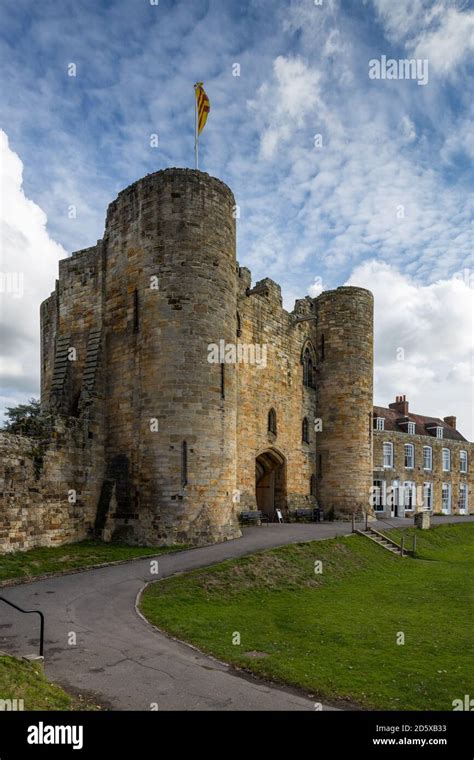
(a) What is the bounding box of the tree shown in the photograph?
[3,398,51,438]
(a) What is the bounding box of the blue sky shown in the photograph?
[1,0,473,435]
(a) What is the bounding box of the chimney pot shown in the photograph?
[389,395,409,416]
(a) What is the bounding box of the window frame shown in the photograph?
[442,447,451,472]
[373,479,386,512]
[423,482,433,511]
[404,443,414,469]
[459,483,468,513]
[460,450,468,473]
[382,441,393,469]
[403,481,416,510]
[407,421,416,435]
[423,445,432,471]
[441,482,452,513]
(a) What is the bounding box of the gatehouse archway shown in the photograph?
[255,448,287,520]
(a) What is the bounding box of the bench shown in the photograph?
[293,508,322,522]
[294,508,313,521]
[239,510,268,525]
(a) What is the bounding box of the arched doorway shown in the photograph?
[255,448,287,520]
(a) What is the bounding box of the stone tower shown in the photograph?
[42,169,241,545]
[314,287,374,516]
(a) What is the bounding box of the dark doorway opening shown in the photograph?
[255,448,287,520]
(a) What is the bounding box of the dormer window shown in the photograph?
[407,422,416,435]
[374,417,385,431]
[426,423,444,439]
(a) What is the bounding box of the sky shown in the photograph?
[0,0,473,437]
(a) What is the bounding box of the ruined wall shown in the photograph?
[0,422,100,554]
[373,431,473,516]
[236,270,317,513]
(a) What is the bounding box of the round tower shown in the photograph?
[314,286,374,517]
[102,169,240,545]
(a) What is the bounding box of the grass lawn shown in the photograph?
[0,655,100,710]
[0,541,185,584]
[140,523,474,711]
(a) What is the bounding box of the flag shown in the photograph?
[195,82,210,135]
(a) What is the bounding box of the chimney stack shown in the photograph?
[444,416,456,430]
[389,394,409,416]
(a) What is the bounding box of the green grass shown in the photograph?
[0,541,185,584]
[140,523,474,711]
[0,655,100,710]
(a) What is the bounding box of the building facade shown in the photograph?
[0,169,471,552]
[373,396,472,518]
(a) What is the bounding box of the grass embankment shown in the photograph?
[0,655,99,710]
[0,541,184,584]
[140,523,474,710]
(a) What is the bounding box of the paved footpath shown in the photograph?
[0,516,472,711]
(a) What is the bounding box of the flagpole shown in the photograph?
[194,85,199,170]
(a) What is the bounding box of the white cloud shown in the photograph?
[248,56,322,160]
[346,259,474,440]
[370,0,474,74]
[0,129,66,416]
[413,7,474,73]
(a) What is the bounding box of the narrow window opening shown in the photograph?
[220,362,225,399]
[268,408,277,435]
[133,288,139,333]
[181,441,188,488]
[302,417,309,443]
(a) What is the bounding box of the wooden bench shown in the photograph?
[239,510,268,525]
[293,508,322,522]
[294,508,314,521]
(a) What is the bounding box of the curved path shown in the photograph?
[0,516,471,711]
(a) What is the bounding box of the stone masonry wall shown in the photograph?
[0,422,100,554]
[101,169,240,545]
[373,431,473,516]
[315,287,374,517]
[236,269,318,513]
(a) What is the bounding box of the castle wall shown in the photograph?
[0,422,100,554]
[236,272,318,513]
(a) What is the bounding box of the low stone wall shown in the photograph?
[0,421,101,554]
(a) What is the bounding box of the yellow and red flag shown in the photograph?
[194,82,210,135]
